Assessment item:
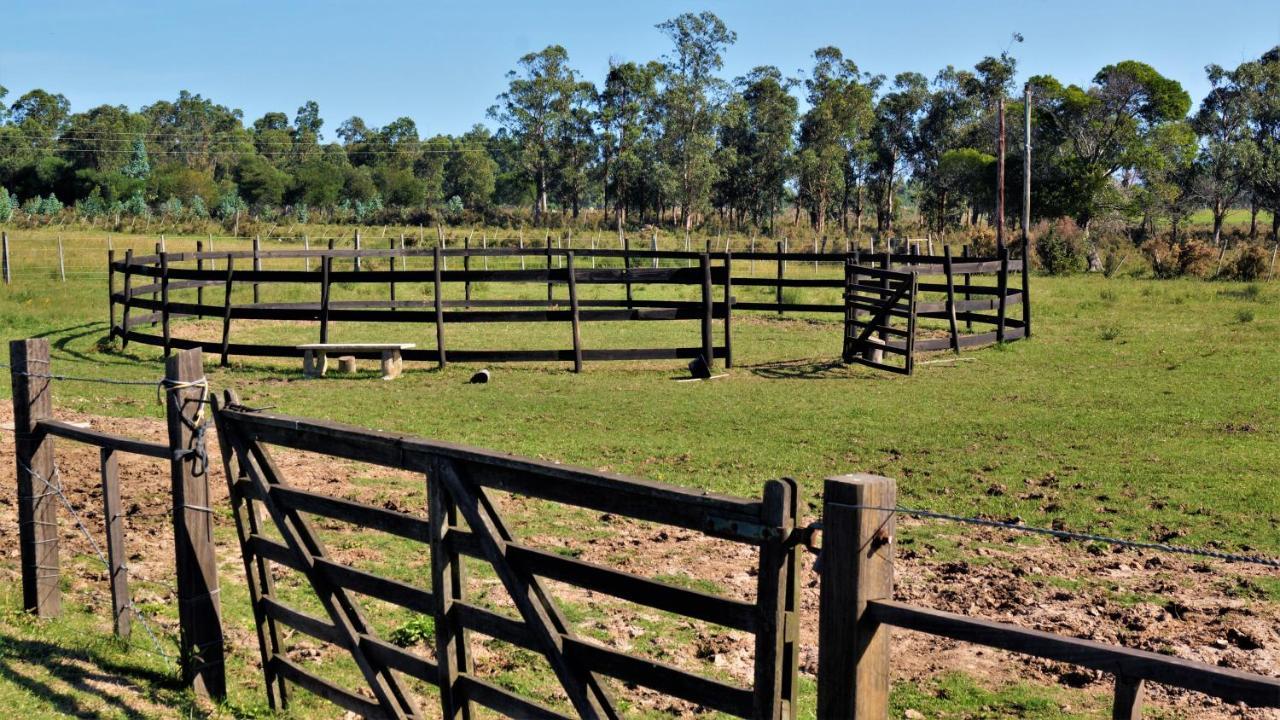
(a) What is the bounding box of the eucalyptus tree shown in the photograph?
[490,45,586,223]
[598,60,660,232]
[1239,47,1280,242]
[739,66,798,232]
[445,125,499,210]
[869,73,929,234]
[1192,63,1258,247]
[1030,62,1190,268]
[141,91,247,173]
[654,11,737,230]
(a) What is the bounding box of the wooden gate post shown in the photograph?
[10,338,60,617]
[699,253,714,367]
[816,473,896,719]
[165,348,226,699]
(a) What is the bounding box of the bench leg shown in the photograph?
[381,351,402,380]
[303,350,314,378]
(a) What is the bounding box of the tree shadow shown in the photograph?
[27,321,140,368]
[0,634,194,719]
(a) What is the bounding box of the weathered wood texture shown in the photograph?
[10,338,60,617]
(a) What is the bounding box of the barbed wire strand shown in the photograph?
[819,503,1280,569]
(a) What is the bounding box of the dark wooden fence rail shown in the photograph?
[106,242,1028,375]
[7,340,225,699]
[815,474,1280,719]
[211,397,800,719]
[110,247,733,373]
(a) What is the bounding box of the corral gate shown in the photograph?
[212,394,801,719]
[842,259,918,374]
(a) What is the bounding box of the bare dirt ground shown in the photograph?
[1,406,1276,719]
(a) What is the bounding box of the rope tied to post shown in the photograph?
[162,376,210,477]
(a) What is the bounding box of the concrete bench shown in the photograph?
[297,343,415,380]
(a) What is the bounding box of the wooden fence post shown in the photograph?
[320,254,332,344]
[776,241,784,315]
[121,249,134,348]
[962,246,973,331]
[220,256,235,367]
[723,251,733,369]
[10,338,60,617]
[752,478,799,719]
[700,253,714,367]
[303,234,311,272]
[434,246,447,369]
[252,235,261,305]
[354,229,362,271]
[996,242,1009,343]
[160,252,171,357]
[195,241,205,308]
[943,247,960,354]
[623,235,633,309]
[151,243,161,327]
[165,348,225,700]
[463,235,472,308]
[389,236,398,309]
[545,235,554,304]
[567,252,583,373]
[1021,235,1032,339]
[2,231,10,284]
[1113,675,1145,719]
[100,447,131,638]
[429,457,472,720]
[57,235,66,282]
[816,473,896,720]
[108,249,117,337]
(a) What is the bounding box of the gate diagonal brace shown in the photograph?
[434,458,620,720]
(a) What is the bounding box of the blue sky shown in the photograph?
[3,0,1278,137]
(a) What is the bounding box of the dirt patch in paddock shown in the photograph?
[1,406,1276,718]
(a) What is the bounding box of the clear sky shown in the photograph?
[3,0,1278,137]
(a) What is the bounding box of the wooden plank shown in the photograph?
[362,634,438,685]
[165,348,225,700]
[100,448,130,638]
[273,486,429,540]
[567,252,583,373]
[566,638,755,718]
[260,596,345,646]
[507,543,757,632]
[458,676,574,720]
[1113,675,1144,720]
[38,419,171,459]
[219,257,234,367]
[868,601,1280,708]
[817,474,896,719]
[435,458,618,720]
[10,338,60,617]
[270,657,384,718]
[753,479,796,719]
[429,459,472,720]
[433,247,446,369]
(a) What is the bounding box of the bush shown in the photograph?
[160,196,183,217]
[188,195,208,218]
[1034,221,1085,275]
[0,187,11,222]
[1141,236,1215,279]
[122,191,150,217]
[1230,245,1269,282]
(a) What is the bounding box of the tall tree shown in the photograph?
[1191,63,1256,247]
[598,60,660,232]
[739,66,798,232]
[870,73,929,234]
[490,45,584,223]
[1239,47,1280,242]
[655,11,737,231]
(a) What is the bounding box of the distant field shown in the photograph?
[0,229,1277,718]
[1187,207,1275,230]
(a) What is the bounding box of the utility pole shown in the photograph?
[996,94,1006,248]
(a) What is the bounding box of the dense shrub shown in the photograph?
[1230,245,1269,281]
[1142,236,1215,279]
[0,187,11,222]
[1034,221,1085,275]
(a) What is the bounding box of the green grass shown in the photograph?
[0,229,1277,717]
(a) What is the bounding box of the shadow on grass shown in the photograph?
[747,358,853,380]
[0,634,194,719]
[28,321,141,368]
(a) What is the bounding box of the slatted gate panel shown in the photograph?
[212,393,800,720]
[842,261,918,375]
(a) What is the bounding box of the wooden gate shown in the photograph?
[212,394,801,719]
[842,259,917,375]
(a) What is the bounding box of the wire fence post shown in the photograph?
[10,338,60,617]
[165,347,225,700]
[2,231,9,284]
[99,447,131,638]
[816,473,896,719]
[57,235,66,282]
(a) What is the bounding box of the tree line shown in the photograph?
[1,12,1278,262]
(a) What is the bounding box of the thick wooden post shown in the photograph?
[10,338,59,617]
[723,251,733,369]
[389,236,398,309]
[961,246,973,331]
[567,252,583,373]
[752,478,799,719]
[545,236,554,304]
[195,240,205,308]
[463,235,471,308]
[434,247,447,369]
[623,235,634,309]
[160,252,172,357]
[997,242,1009,343]
[252,235,261,304]
[700,253,714,367]
[100,448,131,638]
[1112,675,1144,719]
[151,243,161,327]
[165,348,225,700]
[1022,82,1032,340]
[121,249,134,348]
[220,257,235,367]
[2,231,10,284]
[942,247,960,354]
[429,459,472,720]
[816,473,896,720]
[320,255,331,344]
[775,241,784,315]
[108,249,117,337]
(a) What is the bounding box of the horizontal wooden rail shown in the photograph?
[37,419,172,459]
[868,600,1280,708]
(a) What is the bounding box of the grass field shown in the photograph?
[0,228,1277,718]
